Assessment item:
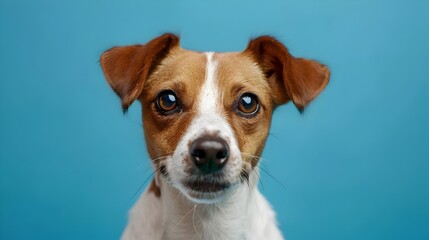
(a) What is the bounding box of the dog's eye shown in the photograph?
[237,93,259,117]
[156,90,179,114]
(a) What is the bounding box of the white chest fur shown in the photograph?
[121,172,283,240]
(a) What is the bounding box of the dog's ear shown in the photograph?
[245,36,330,112]
[100,33,180,112]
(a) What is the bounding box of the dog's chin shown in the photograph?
[175,180,239,204]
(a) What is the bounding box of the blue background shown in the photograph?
[1,0,428,239]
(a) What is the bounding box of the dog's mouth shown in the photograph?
[176,177,239,203]
[185,180,230,193]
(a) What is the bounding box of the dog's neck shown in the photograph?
[156,171,260,240]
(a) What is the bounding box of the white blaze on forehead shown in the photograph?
[168,52,243,204]
[198,52,219,115]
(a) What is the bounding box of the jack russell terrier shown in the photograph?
[100,33,329,240]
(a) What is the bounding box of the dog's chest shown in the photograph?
[162,205,247,240]
[121,185,283,240]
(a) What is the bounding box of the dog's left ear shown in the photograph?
[100,33,180,112]
[245,36,330,112]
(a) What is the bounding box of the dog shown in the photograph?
[100,33,329,240]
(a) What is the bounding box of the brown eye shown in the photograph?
[237,93,259,117]
[156,90,179,114]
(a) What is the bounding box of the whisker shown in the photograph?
[214,203,227,217]
[195,208,207,232]
[131,165,162,199]
[241,152,268,163]
[259,165,287,191]
[268,132,281,141]
[174,205,195,228]
[135,154,171,174]
[241,152,286,191]
[239,174,250,189]
[250,166,264,190]
[239,165,249,185]
[192,205,202,240]
[240,161,264,190]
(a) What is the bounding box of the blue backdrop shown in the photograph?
[1,0,428,239]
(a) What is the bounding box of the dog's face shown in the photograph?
[141,50,274,202]
[100,34,329,203]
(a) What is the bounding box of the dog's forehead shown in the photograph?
[144,48,206,100]
[214,52,269,94]
[149,48,267,88]
[144,48,269,109]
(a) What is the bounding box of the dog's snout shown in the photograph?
[190,136,229,174]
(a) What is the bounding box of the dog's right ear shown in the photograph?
[100,33,180,112]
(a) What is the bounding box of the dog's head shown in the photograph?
[100,34,329,203]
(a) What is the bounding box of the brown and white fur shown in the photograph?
[100,34,329,240]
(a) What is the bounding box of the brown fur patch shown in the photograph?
[214,52,273,167]
[100,33,180,111]
[140,48,207,166]
[148,179,161,197]
[244,36,330,112]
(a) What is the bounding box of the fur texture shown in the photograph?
[100,33,330,240]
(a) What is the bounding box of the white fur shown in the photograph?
[121,52,284,240]
[122,170,283,240]
[168,52,242,204]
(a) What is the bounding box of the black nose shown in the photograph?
[190,136,230,174]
